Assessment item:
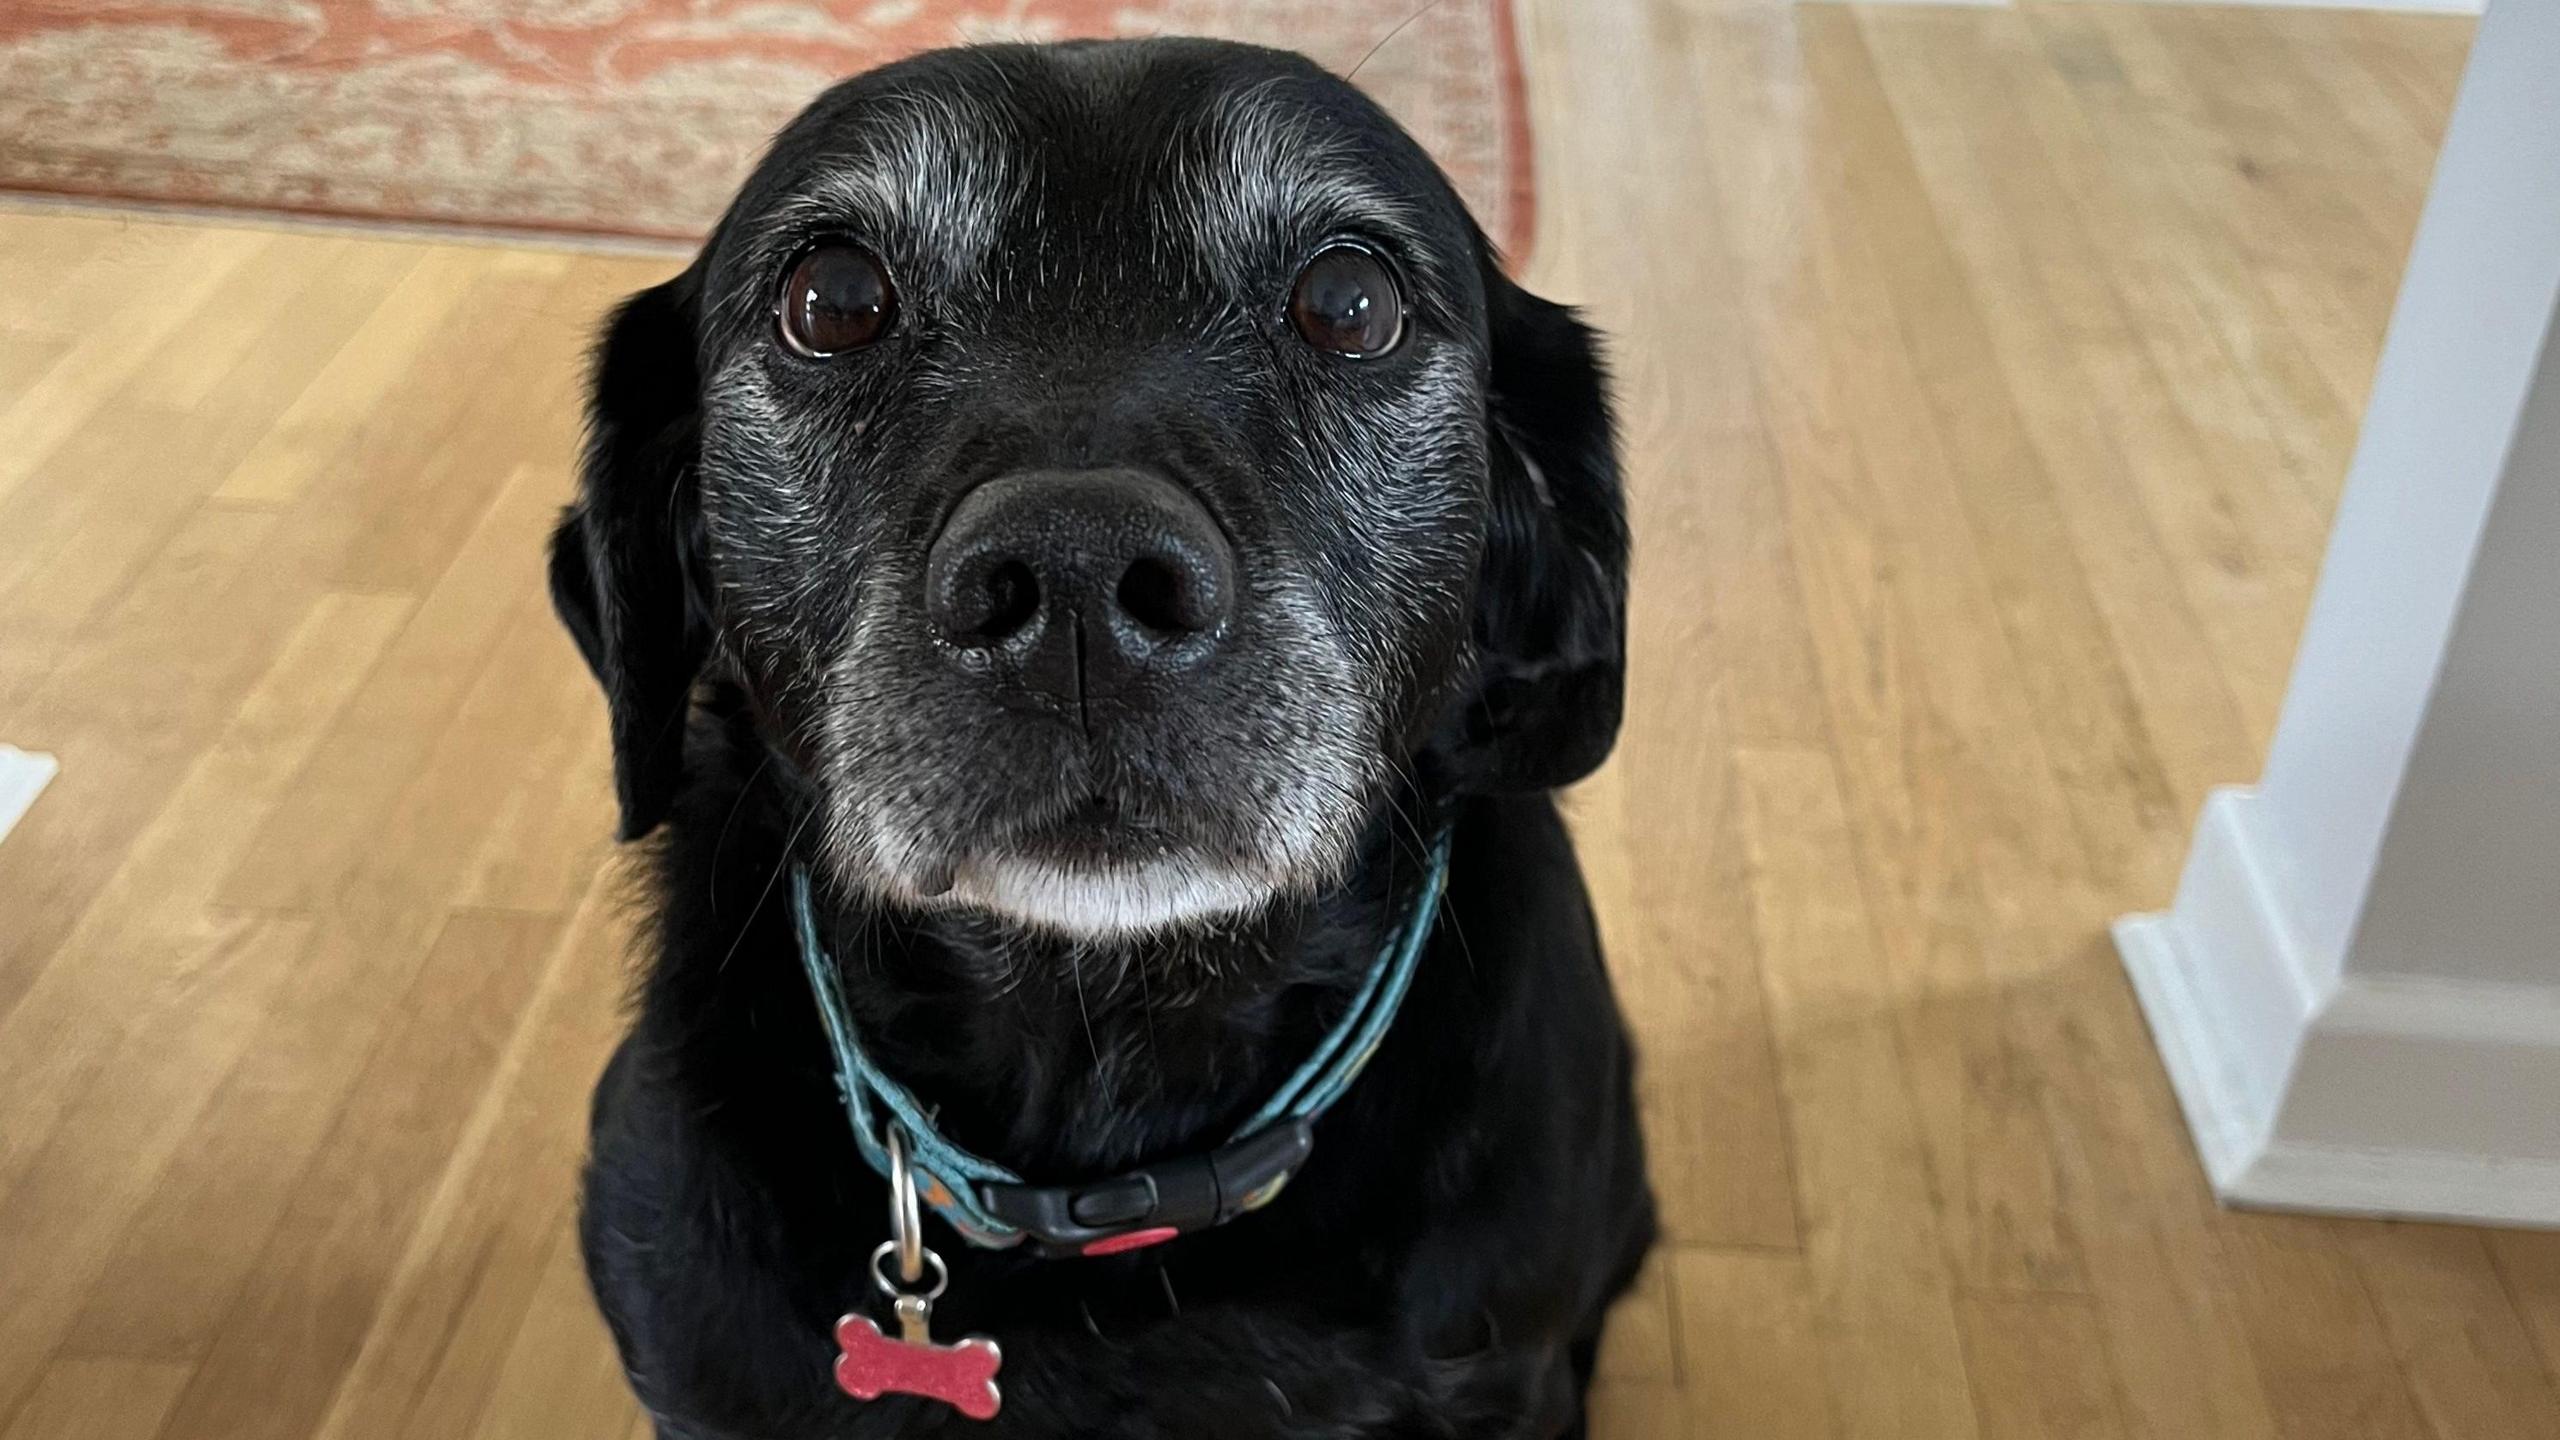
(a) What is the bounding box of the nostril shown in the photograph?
[978,559,1041,642]
[1116,555,1199,636]
[938,555,1041,648]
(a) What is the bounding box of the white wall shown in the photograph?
[2114,0,2560,1227]
[2351,358,2560,988]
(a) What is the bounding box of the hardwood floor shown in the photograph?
[3,4,2553,1437]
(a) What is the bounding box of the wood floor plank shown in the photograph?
[215,462,571,913]
[0,499,279,731]
[214,247,527,507]
[1953,1290,2131,1440]
[2080,6,2369,513]
[1578,749,1802,1251]
[314,582,610,918]
[1594,1249,1682,1386]
[2019,930,2287,1440]
[1697,7,2091,1301]
[40,587,620,1408]
[1673,1247,1840,1440]
[0,242,421,701]
[1546,3,1822,1256]
[0,914,319,1430]
[453,714,616,914]
[1587,1381,1688,1440]
[1524,1,1832,750]
[0,1358,194,1440]
[2343,14,2471,150]
[1856,7,2262,836]
[1815,6,2184,895]
[0,331,73,414]
[0,592,414,1196]
[2488,1231,2560,1395]
[2180,9,2436,280]
[2015,4,2344,742]
[146,911,566,1440]
[313,259,646,594]
[2347,1225,2560,1440]
[0,208,198,331]
[0,226,268,502]
[309,881,639,1440]
[466,1223,648,1440]
[1735,746,1982,1440]
[0,250,585,996]
[2218,1216,2434,1440]
[0,208,243,313]
[1693,8,2090,878]
[60,910,564,1365]
[0,525,347,999]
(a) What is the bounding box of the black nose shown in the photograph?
[925,469,1235,713]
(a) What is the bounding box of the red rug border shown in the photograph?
[0,10,1540,264]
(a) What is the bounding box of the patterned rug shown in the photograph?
[0,1,1533,256]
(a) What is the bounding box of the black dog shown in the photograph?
[550,37,1651,1439]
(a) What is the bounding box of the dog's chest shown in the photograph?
[588,1104,1559,1440]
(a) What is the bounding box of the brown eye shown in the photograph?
[1288,244,1404,358]
[777,243,895,357]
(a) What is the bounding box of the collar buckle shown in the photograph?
[977,1120,1315,1258]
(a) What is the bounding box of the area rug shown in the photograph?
[0,1,1534,256]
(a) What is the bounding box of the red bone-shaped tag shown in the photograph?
[834,1314,1003,1420]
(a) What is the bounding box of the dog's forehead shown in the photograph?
[730,40,1466,295]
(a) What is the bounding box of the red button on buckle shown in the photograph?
[1079,1226,1180,1257]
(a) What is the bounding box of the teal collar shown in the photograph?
[789,830,1451,1257]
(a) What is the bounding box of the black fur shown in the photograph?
[550,271,712,840]
[1446,265,1629,796]
[554,38,1651,1440]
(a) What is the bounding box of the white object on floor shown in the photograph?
[2116,0,2560,1229]
[0,745,58,847]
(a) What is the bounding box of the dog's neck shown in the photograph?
[652,710,1439,1185]
[832,855,1417,1179]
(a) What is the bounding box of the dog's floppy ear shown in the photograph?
[549,265,711,840]
[1441,253,1630,794]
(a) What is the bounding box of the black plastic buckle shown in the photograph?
[977,1120,1315,1258]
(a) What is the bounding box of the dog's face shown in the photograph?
[551,40,1625,942]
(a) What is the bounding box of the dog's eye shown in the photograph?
[1288,244,1404,358]
[777,243,895,358]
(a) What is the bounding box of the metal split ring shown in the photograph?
[869,1238,949,1302]
[883,1122,924,1285]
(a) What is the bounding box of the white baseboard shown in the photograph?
[2113,788,2320,1189]
[1805,0,2481,11]
[2117,787,2560,1229]
[0,745,58,847]
[2115,911,2270,1194]
[2094,0,2485,12]
[2223,1142,2560,1228]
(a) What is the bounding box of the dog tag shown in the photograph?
[834,1297,1003,1421]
